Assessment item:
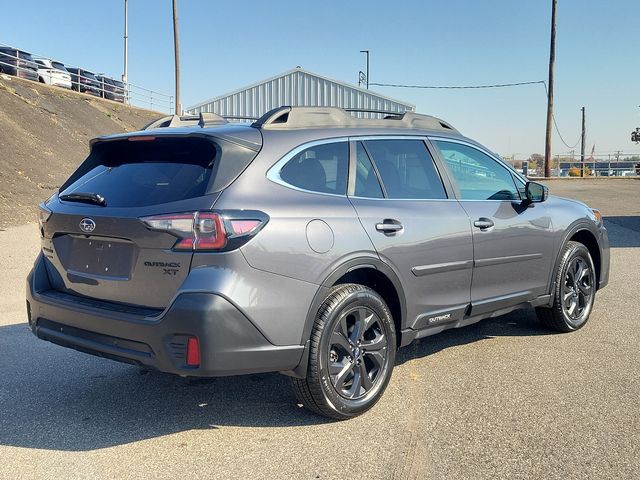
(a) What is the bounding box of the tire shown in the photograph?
[292,283,397,420]
[536,241,597,332]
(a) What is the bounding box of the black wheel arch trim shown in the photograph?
[300,256,407,348]
[547,220,602,302]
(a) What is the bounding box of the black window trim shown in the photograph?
[428,136,525,202]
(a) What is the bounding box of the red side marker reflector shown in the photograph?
[186,337,200,367]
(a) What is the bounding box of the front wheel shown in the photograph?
[536,241,596,332]
[292,283,396,420]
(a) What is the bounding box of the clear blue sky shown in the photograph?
[2,0,639,157]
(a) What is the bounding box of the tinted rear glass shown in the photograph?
[18,51,34,61]
[82,70,98,81]
[60,138,218,207]
[52,61,68,71]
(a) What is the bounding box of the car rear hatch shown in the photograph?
[39,129,262,310]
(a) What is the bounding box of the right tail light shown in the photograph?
[141,210,267,252]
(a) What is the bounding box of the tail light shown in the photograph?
[38,203,52,237]
[140,211,266,252]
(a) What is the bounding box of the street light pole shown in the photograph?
[172,0,182,115]
[123,0,129,104]
[360,50,369,89]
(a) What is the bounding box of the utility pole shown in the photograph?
[360,50,369,89]
[580,106,586,177]
[172,0,182,115]
[123,0,129,104]
[544,0,557,178]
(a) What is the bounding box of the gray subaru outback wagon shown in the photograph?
[27,106,609,419]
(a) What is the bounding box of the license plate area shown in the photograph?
[55,235,136,280]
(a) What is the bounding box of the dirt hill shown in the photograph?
[0,75,161,228]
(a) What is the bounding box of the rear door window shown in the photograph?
[279,141,348,194]
[362,139,447,199]
[353,142,384,198]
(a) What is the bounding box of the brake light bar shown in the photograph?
[140,211,267,252]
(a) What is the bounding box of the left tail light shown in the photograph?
[37,203,52,237]
[140,210,267,252]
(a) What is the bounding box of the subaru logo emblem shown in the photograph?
[79,218,96,233]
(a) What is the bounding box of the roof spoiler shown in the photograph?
[142,112,228,130]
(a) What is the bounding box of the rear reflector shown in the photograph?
[186,337,200,367]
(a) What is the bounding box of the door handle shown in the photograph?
[473,218,494,230]
[375,219,404,233]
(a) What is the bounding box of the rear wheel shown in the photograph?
[536,241,596,332]
[292,283,396,420]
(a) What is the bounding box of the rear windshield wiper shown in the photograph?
[59,192,107,206]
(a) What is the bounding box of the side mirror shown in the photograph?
[525,181,548,203]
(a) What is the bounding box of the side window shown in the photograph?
[434,141,520,201]
[362,139,447,200]
[279,141,348,194]
[353,142,384,198]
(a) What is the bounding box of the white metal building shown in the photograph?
[186,67,414,119]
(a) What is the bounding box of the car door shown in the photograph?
[431,139,554,315]
[348,137,474,332]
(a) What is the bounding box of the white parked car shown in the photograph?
[34,58,71,89]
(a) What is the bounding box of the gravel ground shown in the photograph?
[0,180,638,479]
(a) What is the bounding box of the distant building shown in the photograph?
[186,67,414,120]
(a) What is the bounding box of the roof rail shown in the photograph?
[143,112,228,130]
[252,106,457,132]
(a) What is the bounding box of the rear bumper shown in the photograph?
[26,254,305,377]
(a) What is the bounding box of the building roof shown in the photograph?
[186,67,415,114]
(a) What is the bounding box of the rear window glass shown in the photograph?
[60,138,219,207]
[279,141,348,195]
[52,61,68,71]
[18,51,34,61]
[82,70,98,81]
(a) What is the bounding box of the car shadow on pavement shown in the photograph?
[0,309,550,452]
[0,323,326,451]
[604,216,640,247]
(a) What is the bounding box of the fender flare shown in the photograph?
[299,256,407,345]
[546,220,602,301]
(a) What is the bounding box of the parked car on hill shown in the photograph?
[96,75,125,102]
[28,106,610,420]
[0,46,38,82]
[34,58,72,89]
[67,67,100,96]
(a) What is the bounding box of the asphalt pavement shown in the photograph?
[0,179,638,479]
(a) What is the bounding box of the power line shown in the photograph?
[542,82,581,149]
[368,80,545,89]
[371,78,582,151]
